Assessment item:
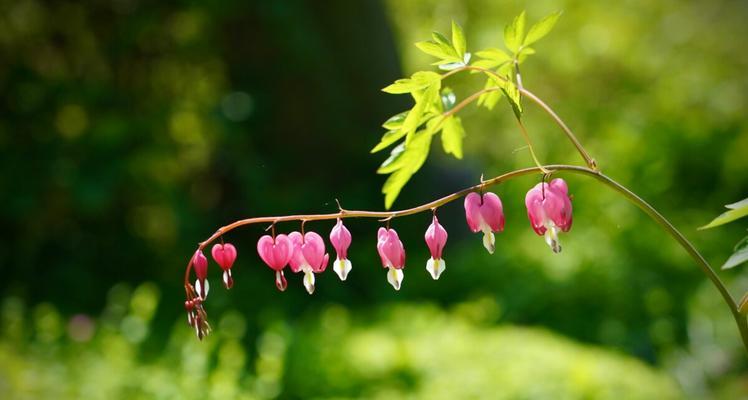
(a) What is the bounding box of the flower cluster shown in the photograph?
[185,179,573,339]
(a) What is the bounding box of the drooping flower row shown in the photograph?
[188,178,573,299]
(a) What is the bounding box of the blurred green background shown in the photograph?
[1,0,747,398]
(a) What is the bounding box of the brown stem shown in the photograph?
[184,164,748,353]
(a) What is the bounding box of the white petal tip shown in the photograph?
[545,228,562,253]
[387,267,404,291]
[426,258,446,280]
[303,270,316,295]
[482,231,496,254]
[333,259,352,281]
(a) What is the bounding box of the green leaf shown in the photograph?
[381,111,408,130]
[699,197,748,229]
[475,48,511,63]
[517,47,535,63]
[377,142,406,173]
[477,77,503,110]
[382,78,416,94]
[524,11,561,46]
[382,71,441,94]
[402,82,440,142]
[381,131,434,209]
[723,237,748,270]
[504,11,526,53]
[451,20,466,57]
[415,41,454,61]
[441,116,465,159]
[371,129,407,153]
[502,79,522,118]
[431,32,453,50]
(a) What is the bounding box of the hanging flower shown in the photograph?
[192,250,209,300]
[525,178,573,253]
[329,219,353,280]
[424,215,448,280]
[464,192,505,254]
[289,231,330,294]
[257,234,294,291]
[211,243,237,289]
[377,227,406,290]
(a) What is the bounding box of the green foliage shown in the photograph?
[524,11,562,46]
[503,11,526,53]
[700,198,748,269]
[286,304,682,399]
[441,116,465,159]
[0,294,684,399]
[414,21,470,70]
[377,11,561,208]
[700,198,748,229]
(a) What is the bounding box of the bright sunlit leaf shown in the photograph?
[504,11,526,53]
[524,11,562,46]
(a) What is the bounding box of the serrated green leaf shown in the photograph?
[382,71,441,94]
[402,82,440,143]
[517,47,535,63]
[504,11,526,53]
[381,131,434,208]
[432,32,453,49]
[524,11,561,46]
[382,78,415,94]
[502,79,522,118]
[441,115,465,159]
[411,71,442,87]
[700,198,748,229]
[371,130,407,153]
[477,78,503,110]
[723,239,748,270]
[440,87,456,112]
[382,111,408,130]
[497,61,513,77]
[476,48,512,63]
[377,142,406,173]
[471,59,502,70]
[415,41,453,60]
[451,20,466,57]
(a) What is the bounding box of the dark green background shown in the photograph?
[1,0,747,398]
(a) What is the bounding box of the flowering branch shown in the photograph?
[180,12,748,356]
[182,163,748,353]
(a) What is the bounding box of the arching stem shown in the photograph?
[183,164,748,354]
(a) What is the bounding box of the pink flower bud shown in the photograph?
[288,231,330,294]
[257,234,294,291]
[212,243,237,289]
[329,219,353,280]
[464,192,505,254]
[192,250,210,300]
[424,215,448,280]
[377,227,406,290]
[525,178,573,253]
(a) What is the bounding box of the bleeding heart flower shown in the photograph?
[424,215,448,280]
[288,231,330,294]
[525,178,573,253]
[257,234,294,291]
[211,243,237,289]
[377,227,406,290]
[192,250,209,300]
[329,219,353,281]
[464,192,505,254]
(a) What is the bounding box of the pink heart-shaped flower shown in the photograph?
[211,243,237,271]
[257,234,293,271]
